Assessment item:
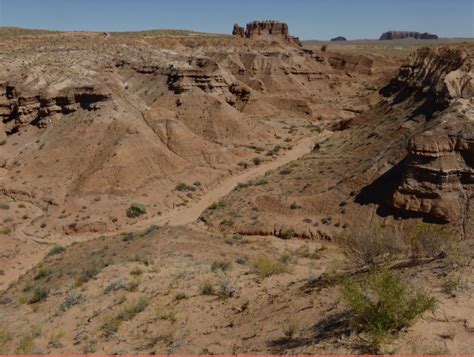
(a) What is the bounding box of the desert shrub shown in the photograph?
[252,256,287,278]
[122,232,134,242]
[0,330,12,351]
[211,260,231,272]
[220,219,235,227]
[337,225,406,267]
[283,319,299,339]
[208,200,226,210]
[254,178,268,186]
[280,169,292,175]
[126,203,146,218]
[76,263,104,286]
[156,306,177,322]
[59,292,84,312]
[295,245,321,260]
[102,297,149,337]
[240,300,250,312]
[441,274,469,297]
[0,227,12,234]
[34,267,51,280]
[341,269,435,350]
[47,246,65,256]
[119,297,148,320]
[175,182,195,192]
[101,317,120,338]
[281,228,295,240]
[235,182,250,190]
[290,202,301,209]
[28,286,49,304]
[16,335,35,354]
[129,254,154,266]
[217,280,236,299]
[410,223,453,259]
[200,282,214,295]
[174,291,187,301]
[130,267,143,276]
[278,251,295,264]
[237,161,248,169]
[252,157,262,165]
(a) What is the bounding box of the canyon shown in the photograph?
[0,23,472,355]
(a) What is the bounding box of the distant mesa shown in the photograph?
[330,36,347,41]
[232,20,302,46]
[379,31,438,40]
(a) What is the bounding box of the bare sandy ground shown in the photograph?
[0,131,328,291]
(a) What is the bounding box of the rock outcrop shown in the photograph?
[232,20,301,46]
[379,31,438,40]
[392,130,474,223]
[383,45,474,224]
[331,36,347,41]
[0,83,109,133]
[380,46,468,118]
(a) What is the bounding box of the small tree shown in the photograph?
[410,223,452,260]
[341,269,435,351]
[337,225,406,267]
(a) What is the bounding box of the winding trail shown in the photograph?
[0,131,329,291]
[141,132,328,227]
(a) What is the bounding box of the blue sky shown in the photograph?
[0,0,472,40]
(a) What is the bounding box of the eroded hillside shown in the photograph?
[0,27,473,355]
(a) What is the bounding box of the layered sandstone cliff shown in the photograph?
[383,46,474,224]
[0,83,109,132]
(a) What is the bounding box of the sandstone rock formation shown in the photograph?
[0,84,109,132]
[232,24,245,37]
[331,36,347,41]
[379,31,438,40]
[391,130,474,223]
[232,20,301,46]
[382,46,474,224]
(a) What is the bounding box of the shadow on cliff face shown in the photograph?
[355,158,448,224]
[379,82,449,120]
[355,159,407,217]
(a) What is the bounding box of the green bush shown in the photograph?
[200,282,214,295]
[126,203,146,218]
[208,200,226,210]
[211,260,231,272]
[252,256,287,278]
[175,182,195,192]
[281,228,295,240]
[28,286,49,304]
[342,269,435,350]
[47,246,65,256]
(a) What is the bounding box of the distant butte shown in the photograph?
[379,31,438,40]
[331,36,347,41]
[232,20,302,46]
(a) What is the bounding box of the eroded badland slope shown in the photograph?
[0,26,473,354]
